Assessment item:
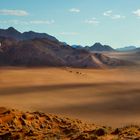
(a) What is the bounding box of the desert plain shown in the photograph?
[0,52,140,128]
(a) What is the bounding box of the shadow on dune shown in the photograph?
[0,81,140,127]
[0,82,139,96]
[33,88,140,122]
[42,90,140,115]
[1,82,140,115]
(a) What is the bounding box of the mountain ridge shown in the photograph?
[85,42,115,52]
[0,27,58,42]
[0,27,132,68]
[72,43,115,52]
[116,46,138,52]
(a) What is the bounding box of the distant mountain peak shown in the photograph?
[0,27,58,42]
[86,42,114,52]
[116,46,137,52]
[7,27,16,30]
[94,42,102,46]
[7,27,20,33]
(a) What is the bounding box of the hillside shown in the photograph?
[0,107,140,140]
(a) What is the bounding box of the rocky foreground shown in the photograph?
[0,107,140,140]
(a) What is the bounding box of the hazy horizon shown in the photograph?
[0,0,140,48]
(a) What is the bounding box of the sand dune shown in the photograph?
[0,66,140,127]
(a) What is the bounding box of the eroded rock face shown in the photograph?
[0,108,140,140]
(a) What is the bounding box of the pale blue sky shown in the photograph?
[0,0,140,48]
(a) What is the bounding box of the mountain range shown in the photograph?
[116,46,138,52]
[0,27,132,68]
[85,43,115,52]
[72,44,140,53]
[0,27,58,42]
[72,43,115,52]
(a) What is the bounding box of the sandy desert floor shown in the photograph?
[0,64,140,127]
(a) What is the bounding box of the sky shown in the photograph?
[0,0,140,48]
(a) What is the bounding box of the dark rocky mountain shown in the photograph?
[116,46,137,52]
[135,47,140,52]
[0,37,18,65]
[135,48,140,55]
[85,43,115,52]
[0,28,132,68]
[0,27,58,42]
[0,27,21,40]
[71,45,83,49]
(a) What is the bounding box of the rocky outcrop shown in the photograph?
[0,107,140,140]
